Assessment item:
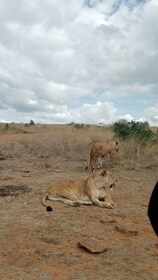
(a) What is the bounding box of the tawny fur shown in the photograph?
[89,141,119,172]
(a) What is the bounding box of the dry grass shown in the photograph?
[118,139,158,169]
[0,123,157,170]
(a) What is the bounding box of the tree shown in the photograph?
[113,120,154,142]
[29,120,35,125]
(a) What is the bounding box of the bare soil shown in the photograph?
[0,126,158,280]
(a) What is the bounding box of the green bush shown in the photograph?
[29,120,35,125]
[5,123,9,130]
[113,120,154,142]
[112,119,130,140]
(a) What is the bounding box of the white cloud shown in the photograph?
[143,104,158,126]
[69,101,118,124]
[0,0,158,125]
[118,114,134,122]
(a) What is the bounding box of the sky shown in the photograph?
[0,0,158,126]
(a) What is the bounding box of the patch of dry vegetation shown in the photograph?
[0,123,157,170]
[117,139,158,170]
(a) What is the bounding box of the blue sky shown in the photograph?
[0,0,158,125]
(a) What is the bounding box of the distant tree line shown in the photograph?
[68,122,90,128]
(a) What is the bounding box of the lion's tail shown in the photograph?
[42,193,53,212]
[85,160,90,170]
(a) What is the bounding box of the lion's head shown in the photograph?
[97,169,117,190]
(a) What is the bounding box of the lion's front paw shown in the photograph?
[107,202,116,209]
[73,202,81,207]
[110,202,116,209]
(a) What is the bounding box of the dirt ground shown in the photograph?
[0,127,158,280]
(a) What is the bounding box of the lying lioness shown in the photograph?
[42,170,117,211]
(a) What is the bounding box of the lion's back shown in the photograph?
[91,141,113,157]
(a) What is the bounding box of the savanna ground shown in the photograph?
[0,123,158,280]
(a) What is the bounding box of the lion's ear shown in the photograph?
[102,170,107,176]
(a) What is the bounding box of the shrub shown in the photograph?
[5,123,9,130]
[29,120,35,125]
[113,120,154,143]
[112,119,130,140]
[74,123,88,129]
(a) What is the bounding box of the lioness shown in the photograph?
[89,141,119,172]
[42,170,117,211]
